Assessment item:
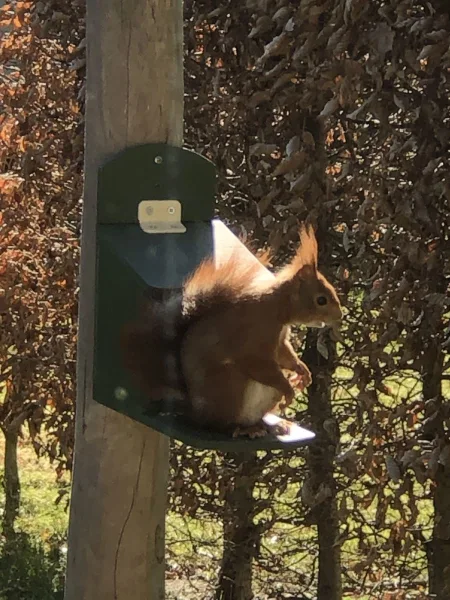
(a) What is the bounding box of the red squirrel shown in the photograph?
[121,225,342,437]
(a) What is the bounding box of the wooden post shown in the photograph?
[65,1,183,599]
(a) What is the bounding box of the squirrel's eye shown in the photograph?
[317,296,328,306]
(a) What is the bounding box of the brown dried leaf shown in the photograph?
[248,90,272,107]
[257,189,279,215]
[290,169,311,194]
[249,143,277,157]
[385,455,401,483]
[319,97,339,120]
[272,6,291,26]
[261,32,290,60]
[273,151,306,176]
[286,135,300,156]
[368,23,394,59]
[249,15,272,39]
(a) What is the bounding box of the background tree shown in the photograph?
[0,0,449,599]
[0,0,84,534]
[179,1,450,598]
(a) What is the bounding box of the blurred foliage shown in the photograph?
[0,532,64,600]
[0,0,84,472]
[174,1,450,598]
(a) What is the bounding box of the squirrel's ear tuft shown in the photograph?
[297,224,318,269]
[275,222,319,281]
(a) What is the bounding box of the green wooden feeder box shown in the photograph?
[93,143,316,452]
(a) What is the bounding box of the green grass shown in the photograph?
[0,439,69,546]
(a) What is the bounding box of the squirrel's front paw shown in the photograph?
[289,361,312,390]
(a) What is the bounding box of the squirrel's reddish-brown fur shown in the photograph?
[121,225,342,436]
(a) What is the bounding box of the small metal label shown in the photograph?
[138,200,186,234]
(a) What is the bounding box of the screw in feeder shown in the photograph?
[114,387,128,402]
[168,206,175,215]
[154,155,163,165]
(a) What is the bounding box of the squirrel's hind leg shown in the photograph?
[183,360,250,430]
[232,418,291,438]
[232,422,269,438]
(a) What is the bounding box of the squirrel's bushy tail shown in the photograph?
[120,295,186,403]
[183,249,271,312]
[121,251,271,405]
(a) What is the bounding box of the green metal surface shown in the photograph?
[93,144,316,451]
[97,143,215,224]
[97,222,214,289]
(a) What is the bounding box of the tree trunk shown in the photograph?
[216,454,259,600]
[64,1,182,598]
[428,463,450,600]
[423,342,450,599]
[303,330,342,600]
[1,427,20,540]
